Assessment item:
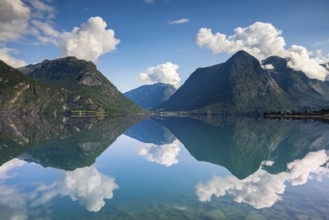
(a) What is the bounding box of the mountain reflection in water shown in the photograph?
[0,115,329,218]
[126,116,329,209]
[0,114,143,170]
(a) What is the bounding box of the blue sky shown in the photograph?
[1,0,329,92]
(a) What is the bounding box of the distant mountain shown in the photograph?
[18,57,143,113]
[0,60,71,114]
[124,83,176,109]
[156,50,329,114]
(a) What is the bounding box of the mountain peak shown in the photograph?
[15,57,144,113]
[232,50,253,57]
[230,50,256,60]
[157,49,329,114]
[225,50,261,68]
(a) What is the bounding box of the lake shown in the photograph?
[0,115,329,219]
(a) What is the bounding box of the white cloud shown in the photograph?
[169,18,190,25]
[261,63,274,70]
[313,39,329,47]
[31,19,59,43]
[0,0,30,42]
[314,49,329,64]
[139,62,181,88]
[0,1,119,65]
[0,0,58,66]
[144,0,155,3]
[0,48,27,67]
[60,16,120,62]
[28,0,56,20]
[138,140,181,166]
[196,22,329,81]
[196,150,329,209]
[286,45,328,80]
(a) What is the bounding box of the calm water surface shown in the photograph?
[0,115,328,219]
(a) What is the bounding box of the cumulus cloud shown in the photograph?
[139,62,181,88]
[138,140,181,166]
[196,150,329,209]
[0,48,27,67]
[0,0,119,65]
[169,18,190,25]
[60,16,120,62]
[196,22,329,81]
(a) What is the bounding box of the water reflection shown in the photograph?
[0,114,143,170]
[0,114,142,216]
[125,118,176,145]
[125,118,181,166]
[1,114,329,218]
[127,116,329,208]
[30,165,118,212]
[196,150,329,209]
[0,158,118,216]
[156,117,329,179]
[138,140,181,166]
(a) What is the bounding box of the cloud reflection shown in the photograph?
[64,166,118,212]
[0,159,28,220]
[196,150,329,209]
[138,140,181,166]
[32,165,119,212]
[0,158,26,180]
[0,159,118,216]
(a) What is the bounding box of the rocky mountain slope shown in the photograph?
[0,60,70,114]
[156,51,329,114]
[18,57,143,113]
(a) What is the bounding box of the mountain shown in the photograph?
[0,60,71,114]
[156,50,329,114]
[124,83,176,109]
[18,57,143,113]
